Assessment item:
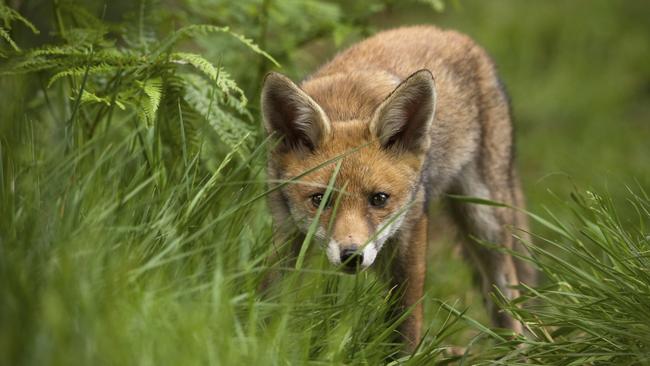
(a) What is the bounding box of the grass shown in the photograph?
[3,119,648,364]
[0,120,455,364]
[1,1,650,365]
[498,189,650,365]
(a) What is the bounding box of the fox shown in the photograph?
[260,25,536,351]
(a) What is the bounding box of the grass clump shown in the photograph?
[505,189,650,365]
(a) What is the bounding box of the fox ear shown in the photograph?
[261,72,330,152]
[370,69,436,154]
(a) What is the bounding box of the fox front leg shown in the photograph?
[389,213,428,352]
[448,162,524,333]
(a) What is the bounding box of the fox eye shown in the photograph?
[369,192,390,208]
[311,193,331,209]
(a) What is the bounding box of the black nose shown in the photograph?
[340,248,363,269]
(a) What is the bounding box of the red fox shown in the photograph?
[261,25,536,350]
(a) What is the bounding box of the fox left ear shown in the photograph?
[261,72,330,153]
[370,69,436,154]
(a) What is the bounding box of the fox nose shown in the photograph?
[340,247,363,269]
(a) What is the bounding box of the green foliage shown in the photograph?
[0,3,38,56]
[488,189,650,365]
[1,14,278,159]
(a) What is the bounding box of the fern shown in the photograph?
[183,73,253,157]
[47,63,121,87]
[213,67,249,116]
[163,53,254,154]
[137,77,163,125]
[0,26,17,53]
[0,3,268,170]
[0,3,39,56]
[30,44,93,57]
[0,4,39,34]
[223,29,280,67]
[79,90,126,109]
[155,24,279,67]
[160,77,206,158]
[171,52,219,81]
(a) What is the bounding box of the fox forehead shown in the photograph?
[301,71,400,121]
[277,120,423,199]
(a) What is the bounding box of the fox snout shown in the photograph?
[339,246,364,270]
[326,240,379,272]
[324,218,373,271]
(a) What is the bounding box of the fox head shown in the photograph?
[261,70,436,271]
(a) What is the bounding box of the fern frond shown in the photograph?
[29,44,92,57]
[0,5,39,56]
[95,49,142,67]
[155,24,278,66]
[205,105,254,157]
[136,77,163,124]
[171,52,218,80]
[1,56,70,75]
[225,30,279,67]
[1,38,144,74]
[47,63,122,87]
[212,68,249,117]
[183,74,254,156]
[78,90,126,110]
[0,5,39,34]
[181,71,249,118]
[0,26,19,52]
[169,53,249,119]
[157,78,205,158]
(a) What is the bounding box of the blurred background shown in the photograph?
[1,0,649,364]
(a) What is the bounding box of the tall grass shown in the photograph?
[501,189,650,365]
[0,88,460,365]
[3,123,649,364]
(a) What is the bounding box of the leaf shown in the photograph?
[182,74,253,156]
[137,77,163,124]
[155,24,279,66]
[0,5,39,34]
[0,26,19,52]
[79,90,125,110]
[30,44,91,57]
[47,63,118,88]
[171,52,218,80]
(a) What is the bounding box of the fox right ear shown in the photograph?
[370,69,436,154]
[261,72,330,152]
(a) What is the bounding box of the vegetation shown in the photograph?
[1,1,648,364]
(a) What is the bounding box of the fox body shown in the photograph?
[261,26,535,350]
